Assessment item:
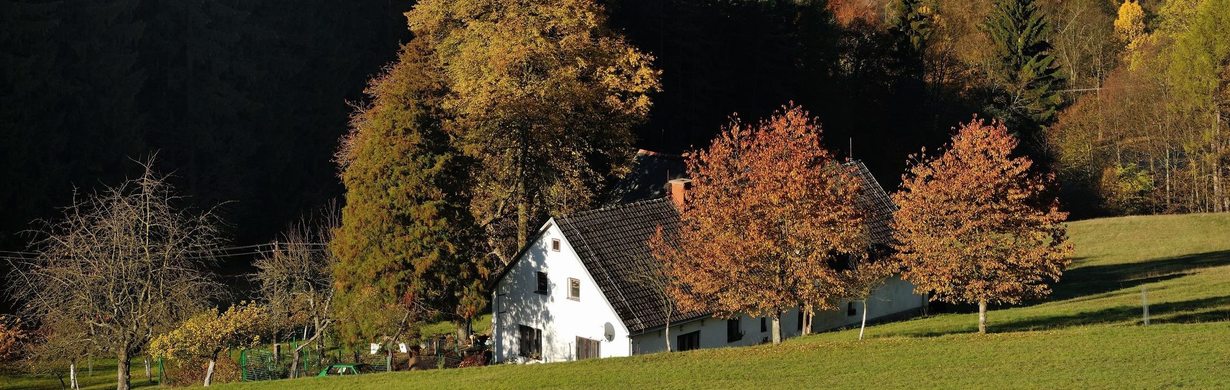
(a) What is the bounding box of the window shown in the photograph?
[726,318,743,342]
[551,238,561,251]
[847,302,857,316]
[518,325,543,359]
[676,331,701,352]
[576,337,600,360]
[535,272,548,294]
[760,317,767,332]
[567,278,580,300]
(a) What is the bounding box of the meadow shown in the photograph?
[7,213,1230,389]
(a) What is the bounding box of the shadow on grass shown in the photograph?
[993,295,1230,332]
[888,295,1230,338]
[1044,250,1230,302]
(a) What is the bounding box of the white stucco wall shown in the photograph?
[490,220,926,363]
[630,276,924,354]
[491,220,631,363]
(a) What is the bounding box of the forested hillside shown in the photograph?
[2,0,1227,297]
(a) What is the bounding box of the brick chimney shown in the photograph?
[667,178,692,209]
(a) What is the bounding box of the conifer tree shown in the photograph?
[983,0,1067,133]
[331,40,485,351]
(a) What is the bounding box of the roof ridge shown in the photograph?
[559,197,670,221]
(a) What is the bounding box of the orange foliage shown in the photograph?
[892,119,1071,331]
[659,104,869,342]
[829,0,885,27]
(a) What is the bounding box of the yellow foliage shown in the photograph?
[1114,0,1145,44]
[149,302,268,361]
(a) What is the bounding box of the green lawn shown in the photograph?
[0,359,162,390]
[8,213,1230,388]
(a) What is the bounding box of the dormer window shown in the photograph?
[551,238,561,251]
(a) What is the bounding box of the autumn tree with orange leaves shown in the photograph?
[893,119,1071,334]
[659,104,869,344]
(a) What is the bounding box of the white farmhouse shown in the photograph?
[490,160,925,363]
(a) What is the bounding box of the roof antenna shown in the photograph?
[849,137,854,160]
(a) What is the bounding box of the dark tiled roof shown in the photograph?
[557,198,703,334]
[602,150,688,206]
[555,160,895,334]
[847,161,897,245]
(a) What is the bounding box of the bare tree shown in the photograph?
[251,205,338,378]
[640,227,680,352]
[839,251,898,341]
[7,158,222,390]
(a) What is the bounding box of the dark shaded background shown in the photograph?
[0,0,979,312]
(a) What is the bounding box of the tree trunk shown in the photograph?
[69,361,79,390]
[386,347,393,373]
[664,318,671,352]
[203,358,216,387]
[144,357,152,384]
[516,126,529,247]
[978,300,988,334]
[859,300,869,341]
[116,350,131,390]
[800,310,811,336]
[290,349,301,379]
[770,313,782,345]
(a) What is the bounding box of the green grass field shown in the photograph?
[7,213,1230,388]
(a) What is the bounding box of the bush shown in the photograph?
[162,354,240,387]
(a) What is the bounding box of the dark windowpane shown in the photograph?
[551,239,561,251]
[677,331,701,351]
[848,302,857,316]
[536,272,548,294]
[760,317,767,332]
[796,310,804,332]
[726,318,743,342]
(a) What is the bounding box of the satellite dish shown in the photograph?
[603,322,615,341]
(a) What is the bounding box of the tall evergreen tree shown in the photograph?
[983,0,1067,135]
[330,40,485,350]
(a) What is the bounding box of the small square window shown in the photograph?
[568,278,580,300]
[551,238,561,251]
[535,272,548,294]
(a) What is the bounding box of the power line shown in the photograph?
[0,242,331,260]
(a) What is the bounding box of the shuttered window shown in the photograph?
[518,325,542,359]
[575,337,600,360]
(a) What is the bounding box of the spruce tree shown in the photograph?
[983,0,1066,133]
[330,40,485,348]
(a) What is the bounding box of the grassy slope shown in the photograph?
[217,213,1230,389]
[8,213,1230,388]
[0,360,163,390]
